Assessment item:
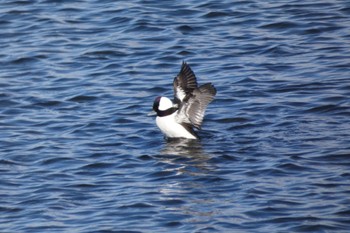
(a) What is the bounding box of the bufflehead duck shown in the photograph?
[152,62,216,139]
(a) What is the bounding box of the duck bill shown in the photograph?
[147,111,157,116]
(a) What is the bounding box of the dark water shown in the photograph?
[1,0,350,232]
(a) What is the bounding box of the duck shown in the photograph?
[152,62,216,139]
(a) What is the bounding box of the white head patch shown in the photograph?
[159,97,173,111]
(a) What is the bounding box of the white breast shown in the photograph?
[156,112,196,139]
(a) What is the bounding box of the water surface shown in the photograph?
[1,0,350,232]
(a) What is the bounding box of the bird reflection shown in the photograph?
[158,138,214,176]
[162,138,203,155]
[156,139,218,222]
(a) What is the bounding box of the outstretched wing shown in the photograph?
[176,83,216,129]
[173,61,198,103]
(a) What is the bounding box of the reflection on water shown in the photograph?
[161,138,205,156]
[156,138,220,226]
[160,138,213,175]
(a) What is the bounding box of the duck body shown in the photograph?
[152,62,216,139]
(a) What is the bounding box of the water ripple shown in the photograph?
[1,0,350,232]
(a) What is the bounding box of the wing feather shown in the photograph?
[176,83,216,129]
[173,62,198,102]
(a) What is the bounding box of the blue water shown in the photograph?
[1,0,350,232]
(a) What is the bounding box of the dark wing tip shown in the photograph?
[173,61,199,102]
[199,83,217,97]
[174,61,198,89]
